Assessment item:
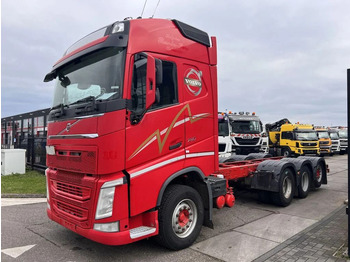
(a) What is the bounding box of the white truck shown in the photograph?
[338,128,348,154]
[218,112,263,156]
[328,129,340,154]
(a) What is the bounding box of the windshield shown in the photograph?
[52,47,125,108]
[218,121,229,136]
[231,120,262,134]
[295,131,318,141]
[339,129,348,138]
[317,131,330,139]
[329,132,339,140]
[339,129,348,139]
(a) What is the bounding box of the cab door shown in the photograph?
[125,53,185,216]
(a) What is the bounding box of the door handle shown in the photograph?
[169,142,182,150]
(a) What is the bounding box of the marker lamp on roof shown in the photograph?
[112,23,124,34]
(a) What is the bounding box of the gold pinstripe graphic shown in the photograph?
[128,104,210,160]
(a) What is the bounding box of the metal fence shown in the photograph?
[1,108,50,170]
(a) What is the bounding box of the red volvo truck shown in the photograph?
[44,18,327,250]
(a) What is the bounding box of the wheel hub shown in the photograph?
[172,199,197,238]
[282,176,292,199]
[178,209,190,227]
[316,167,322,182]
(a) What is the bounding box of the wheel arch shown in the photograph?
[156,167,213,228]
[251,159,297,192]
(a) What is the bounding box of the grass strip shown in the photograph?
[1,170,46,195]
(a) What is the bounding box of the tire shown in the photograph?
[272,168,295,207]
[282,148,292,157]
[340,150,345,155]
[155,185,204,250]
[297,166,311,198]
[258,190,272,204]
[314,162,325,188]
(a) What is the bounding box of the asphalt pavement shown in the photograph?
[1,154,348,261]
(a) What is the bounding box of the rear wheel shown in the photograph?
[272,168,295,207]
[297,166,311,198]
[155,185,204,250]
[314,163,325,188]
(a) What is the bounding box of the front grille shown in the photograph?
[55,200,88,221]
[219,144,226,152]
[332,141,339,144]
[303,150,317,154]
[235,137,260,145]
[52,180,91,201]
[301,142,317,147]
[320,141,329,145]
[47,168,96,229]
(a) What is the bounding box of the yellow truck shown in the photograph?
[315,127,332,156]
[266,119,320,157]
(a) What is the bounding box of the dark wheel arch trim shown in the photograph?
[156,167,213,228]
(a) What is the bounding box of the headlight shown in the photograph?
[95,178,124,220]
[95,187,115,220]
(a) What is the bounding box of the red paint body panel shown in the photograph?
[127,19,210,64]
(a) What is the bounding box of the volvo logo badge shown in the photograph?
[184,69,202,96]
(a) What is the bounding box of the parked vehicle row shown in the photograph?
[219,115,347,157]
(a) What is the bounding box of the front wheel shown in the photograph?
[272,168,295,207]
[155,185,204,250]
[282,148,292,157]
[297,166,311,198]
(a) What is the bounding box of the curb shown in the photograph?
[1,194,46,198]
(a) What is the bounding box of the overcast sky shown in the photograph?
[1,0,349,126]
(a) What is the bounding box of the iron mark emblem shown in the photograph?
[184,69,202,96]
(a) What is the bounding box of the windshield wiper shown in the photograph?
[70,96,98,115]
[50,103,69,118]
[69,96,96,106]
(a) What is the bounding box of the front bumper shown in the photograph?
[48,208,158,245]
[319,146,331,154]
[295,148,319,155]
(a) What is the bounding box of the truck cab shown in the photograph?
[218,113,233,157]
[315,127,332,156]
[266,119,320,157]
[44,18,221,250]
[338,128,348,154]
[218,112,263,155]
[328,129,340,154]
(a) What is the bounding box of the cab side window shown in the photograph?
[131,58,178,112]
[152,60,178,109]
[282,132,293,140]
